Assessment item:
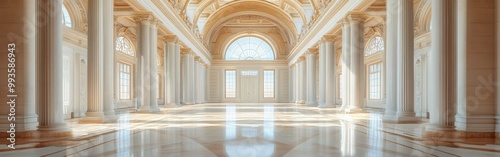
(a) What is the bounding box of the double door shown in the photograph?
[241,75,259,103]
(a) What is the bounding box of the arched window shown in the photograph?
[62,5,72,28]
[365,36,384,56]
[225,37,274,60]
[116,37,135,56]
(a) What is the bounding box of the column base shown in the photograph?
[343,106,364,113]
[0,114,38,131]
[383,115,421,123]
[306,101,318,106]
[37,124,72,136]
[425,124,455,132]
[164,103,180,107]
[296,100,305,104]
[182,101,195,105]
[137,105,160,113]
[455,115,496,132]
[79,112,117,123]
[318,103,335,108]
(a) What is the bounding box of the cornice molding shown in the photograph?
[287,0,375,66]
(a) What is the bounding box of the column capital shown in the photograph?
[180,48,191,55]
[163,35,180,44]
[346,12,367,23]
[151,17,161,26]
[194,56,201,62]
[133,12,153,22]
[306,48,319,55]
[298,56,306,62]
[319,35,338,44]
[338,18,350,27]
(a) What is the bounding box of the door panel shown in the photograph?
[241,76,258,103]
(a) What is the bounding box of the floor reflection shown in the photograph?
[1,103,500,157]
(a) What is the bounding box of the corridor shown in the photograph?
[1,104,499,157]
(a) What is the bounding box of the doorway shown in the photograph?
[241,71,259,103]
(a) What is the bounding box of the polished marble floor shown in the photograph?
[1,103,500,157]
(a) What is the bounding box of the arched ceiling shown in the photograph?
[177,0,319,59]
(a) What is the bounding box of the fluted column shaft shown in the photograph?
[383,0,398,120]
[340,19,351,110]
[102,0,116,119]
[320,38,337,108]
[426,0,457,131]
[182,52,195,105]
[36,0,69,131]
[190,54,196,104]
[306,51,317,106]
[289,66,295,102]
[394,0,419,122]
[195,59,201,104]
[82,0,117,122]
[318,41,326,105]
[298,59,306,104]
[174,44,181,105]
[0,0,38,133]
[293,62,300,103]
[347,14,365,112]
[164,37,179,106]
[148,20,159,112]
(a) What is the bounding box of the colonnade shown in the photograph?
[0,0,209,137]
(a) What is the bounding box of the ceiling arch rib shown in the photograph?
[206,12,294,47]
[190,0,307,36]
[202,1,298,37]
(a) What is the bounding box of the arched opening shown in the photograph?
[62,5,72,28]
[225,36,275,60]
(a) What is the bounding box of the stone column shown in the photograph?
[340,18,351,111]
[298,57,306,104]
[145,18,159,112]
[189,54,196,104]
[163,36,179,106]
[134,13,152,112]
[383,0,398,121]
[174,41,182,105]
[182,49,194,105]
[0,0,38,133]
[81,0,116,123]
[346,13,366,113]
[394,0,419,123]
[102,0,116,120]
[294,63,300,103]
[289,65,295,103]
[36,0,70,132]
[306,49,318,106]
[426,0,457,132]
[496,0,500,134]
[319,36,337,108]
[195,57,201,104]
[318,39,326,106]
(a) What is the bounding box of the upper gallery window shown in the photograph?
[116,37,135,56]
[225,37,274,60]
[62,5,72,28]
[365,36,384,56]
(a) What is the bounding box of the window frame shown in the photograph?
[225,70,237,98]
[263,70,275,98]
[116,36,136,57]
[368,62,382,100]
[365,36,385,56]
[118,62,132,100]
[225,36,275,60]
